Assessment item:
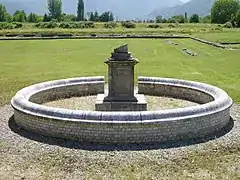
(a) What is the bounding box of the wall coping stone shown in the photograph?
[11,76,233,124]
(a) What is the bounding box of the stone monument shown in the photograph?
[95,44,147,111]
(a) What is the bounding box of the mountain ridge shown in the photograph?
[0,0,214,20]
[150,0,215,18]
[0,0,182,20]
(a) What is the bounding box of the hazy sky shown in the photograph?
[6,0,191,2]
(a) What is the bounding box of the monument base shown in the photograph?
[95,94,147,111]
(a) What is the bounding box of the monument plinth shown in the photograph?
[95,44,147,111]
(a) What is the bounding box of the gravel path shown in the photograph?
[44,96,198,111]
[0,104,239,179]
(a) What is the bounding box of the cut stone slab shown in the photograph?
[95,94,147,111]
[182,48,197,56]
[103,60,138,102]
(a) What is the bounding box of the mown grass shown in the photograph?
[193,31,240,43]
[0,37,239,180]
[0,38,239,106]
[229,44,240,48]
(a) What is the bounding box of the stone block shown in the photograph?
[104,60,138,102]
[95,94,147,111]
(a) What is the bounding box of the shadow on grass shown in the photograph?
[8,115,234,151]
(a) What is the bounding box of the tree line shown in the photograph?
[155,0,240,27]
[0,0,240,27]
[155,14,205,24]
[0,0,114,23]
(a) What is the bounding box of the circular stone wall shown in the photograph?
[11,76,233,144]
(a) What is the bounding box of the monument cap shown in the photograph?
[110,44,133,61]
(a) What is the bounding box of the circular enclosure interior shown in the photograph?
[11,76,233,144]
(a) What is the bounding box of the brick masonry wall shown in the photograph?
[14,107,230,144]
[138,83,214,104]
[12,76,233,144]
[30,83,104,104]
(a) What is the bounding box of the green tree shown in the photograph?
[13,10,27,22]
[184,12,188,22]
[48,0,62,21]
[147,19,154,23]
[162,18,167,23]
[156,15,163,23]
[77,0,84,21]
[99,11,112,22]
[89,12,95,21]
[94,11,99,22]
[0,4,7,22]
[36,16,43,22]
[27,13,38,23]
[168,15,186,23]
[201,15,211,23]
[189,14,200,23]
[109,12,114,21]
[86,12,91,20]
[43,13,50,22]
[62,13,77,21]
[211,0,240,24]
[236,9,240,27]
[5,14,12,22]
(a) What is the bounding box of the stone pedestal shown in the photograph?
[95,44,147,111]
[95,94,147,111]
[104,59,138,102]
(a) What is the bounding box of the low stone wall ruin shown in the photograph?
[11,76,233,144]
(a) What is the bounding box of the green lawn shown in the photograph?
[0,38,239,106]
[193,31,240,43]
[0,38,240,179]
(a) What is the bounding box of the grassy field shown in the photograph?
[0,38,239,106]
[0,38,240,179]
[1,23,240,37]
[193,31,240,43]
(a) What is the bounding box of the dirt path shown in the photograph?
[0,104,239,180]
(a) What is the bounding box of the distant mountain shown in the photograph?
[0,0,183,20]
[150,0,215,18]
[84,0,183,20]
[0,0,46,15]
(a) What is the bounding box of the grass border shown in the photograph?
[0,34,238,50]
